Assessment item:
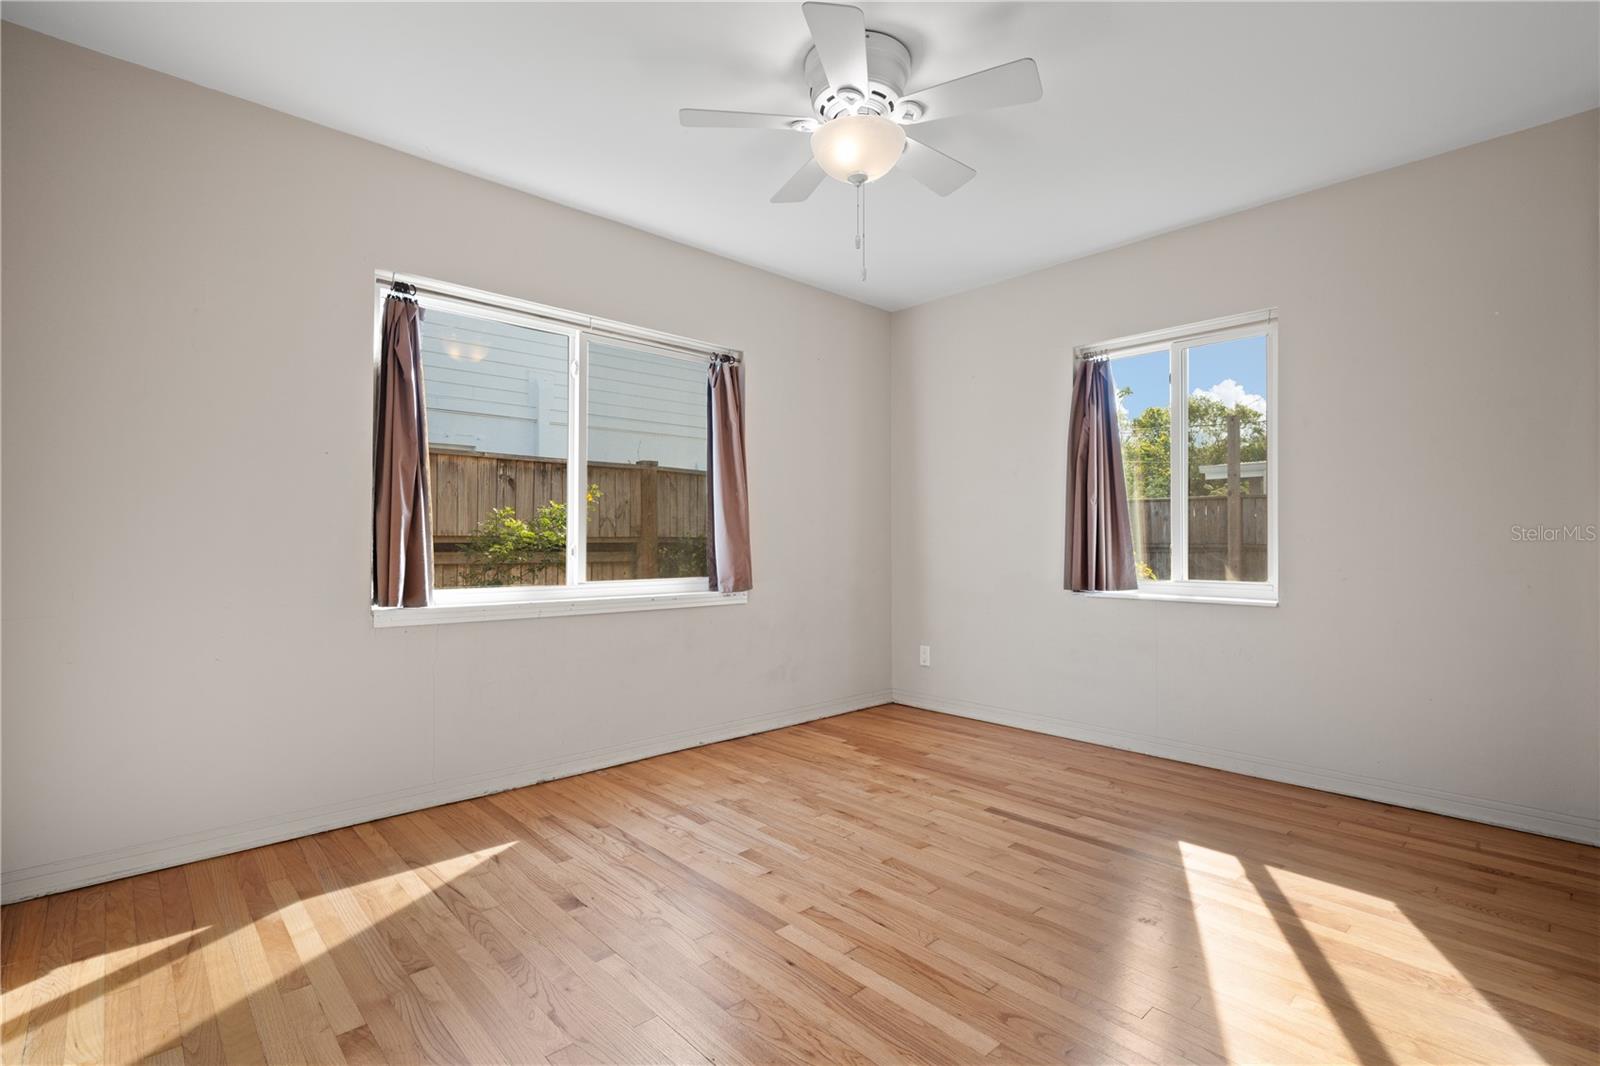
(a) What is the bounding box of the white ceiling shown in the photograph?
[7,2,1597,310]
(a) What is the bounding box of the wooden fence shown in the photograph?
[1132,496,1268,580]
[428,449,707,586]
[429,453,1267,586]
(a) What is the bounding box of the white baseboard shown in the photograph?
[892,689,1600,847]
[0,690,893,904]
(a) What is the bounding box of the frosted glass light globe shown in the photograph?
[810,114,907,184]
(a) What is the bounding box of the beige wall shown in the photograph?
[889,111,1600,842]
[0,25,892,900]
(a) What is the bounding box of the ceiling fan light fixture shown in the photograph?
[810,114,906,184]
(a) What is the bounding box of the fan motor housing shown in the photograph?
[804,31,913,121]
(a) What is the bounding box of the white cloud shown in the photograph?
[1192,378,1265,414]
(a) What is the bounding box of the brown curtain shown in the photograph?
[373,287,433,607]
[1066,358,1137,591]
[706,354,752,592]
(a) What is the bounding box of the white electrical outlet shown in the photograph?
[918,645,931,667]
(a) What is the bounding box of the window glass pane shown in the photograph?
[1185,334,1269,582]
[420,308,571,589]
[585,341,709,581]
[1112,349,1172,581]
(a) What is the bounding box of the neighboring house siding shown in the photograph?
[420,308,568,459]
[587,340,706,471]
[420,309,706,471]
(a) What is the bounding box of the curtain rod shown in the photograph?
[377,271,741,363]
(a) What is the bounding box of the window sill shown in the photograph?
[372,588,747,627]
[1075,583,1278,607]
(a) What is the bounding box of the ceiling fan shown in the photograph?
[680,2,1043,204]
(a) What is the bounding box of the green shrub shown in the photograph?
[464,485,601,586]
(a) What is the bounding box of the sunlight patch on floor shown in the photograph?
[11,841,521,1064]
[1178,840,1359,1064]
[2,928,199,1021]
[1259,863,1548,1066]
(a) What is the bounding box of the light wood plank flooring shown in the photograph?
[4,705,1597,1064]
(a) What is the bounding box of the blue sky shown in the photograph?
[1112,335,1267,421]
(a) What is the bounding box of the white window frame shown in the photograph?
[371,273,746,626]
[1074,309,1279,606]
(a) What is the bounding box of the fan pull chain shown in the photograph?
[855,180,867,282]
[854,180,862,252]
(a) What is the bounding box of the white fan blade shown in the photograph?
[771,157,827,203]
[680,109,810,130]
[802,2,869,95]
[901,59,1042,122]
[899,138,976,196]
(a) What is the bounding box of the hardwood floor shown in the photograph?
[3,705,1597,1065]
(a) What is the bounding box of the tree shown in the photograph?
[1117,392,1266,501]
[1118,388,1172,500]
[1185,395,1266,497]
